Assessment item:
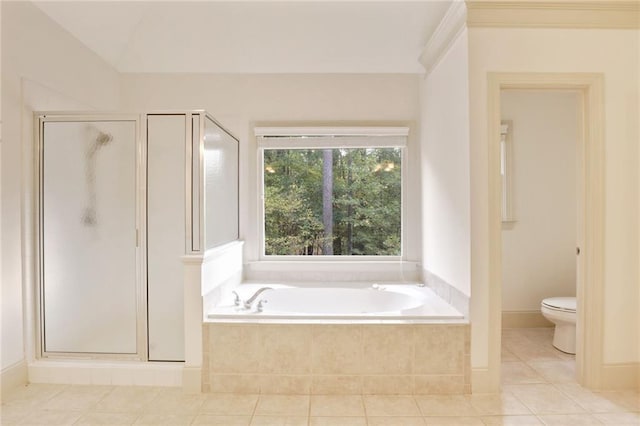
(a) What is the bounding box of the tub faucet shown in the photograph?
[243,287,273,309]
[256,299,268,313]
[231,291,241,306]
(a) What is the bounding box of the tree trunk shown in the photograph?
[322,149,333,255]
[347,153,353,255]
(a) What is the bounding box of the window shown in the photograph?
[256,127,408,258]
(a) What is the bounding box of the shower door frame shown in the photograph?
[35,112,148,361]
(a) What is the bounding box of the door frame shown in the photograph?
[487,73,605,388]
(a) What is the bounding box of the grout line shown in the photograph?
[361,394,371,426]
[248,393,258,426]
[362,393,369,419]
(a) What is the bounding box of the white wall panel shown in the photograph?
[501,91,578,312]
[421,30,471,296]
[2,1,120,371]
[147,115,186,361]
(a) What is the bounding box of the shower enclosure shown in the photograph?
[36,111,239,361]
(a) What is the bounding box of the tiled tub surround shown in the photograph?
[202,324,470,395]
[423,270,469,319]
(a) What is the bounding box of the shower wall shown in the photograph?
[203,116,239,250]
[147,115,186,361]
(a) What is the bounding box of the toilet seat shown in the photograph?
[542,297,576,313]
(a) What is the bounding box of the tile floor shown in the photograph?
[1,328,638,425]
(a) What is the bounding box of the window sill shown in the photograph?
[244,260,421,282]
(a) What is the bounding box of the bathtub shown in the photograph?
[206,282,465,323]
[203,282,470,394]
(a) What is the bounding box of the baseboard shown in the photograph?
[600,362,640,391]
[182,367,202,394]
[471,368,500,393]
[502,310,553,328]
[1,360,28,399]
[28,360,183,387]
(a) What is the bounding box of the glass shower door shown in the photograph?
[40,117,141,355]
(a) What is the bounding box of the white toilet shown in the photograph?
[540,297,577,354]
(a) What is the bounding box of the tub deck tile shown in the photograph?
[205,323,470,395]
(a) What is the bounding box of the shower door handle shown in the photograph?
[576,247,580,255]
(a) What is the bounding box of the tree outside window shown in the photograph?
[263,147,402,256]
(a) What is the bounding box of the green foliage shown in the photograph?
[264,184,324,255]
[264,148,401,256]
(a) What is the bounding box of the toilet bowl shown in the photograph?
[541,297,576,354]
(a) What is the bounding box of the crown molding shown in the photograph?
[419,1,467,74]
[466,1,640,29]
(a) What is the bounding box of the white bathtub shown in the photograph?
[206,282,465,323]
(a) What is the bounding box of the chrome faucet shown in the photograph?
[231,291,242,306]
[243,287,273,309]
[256,299,268,313]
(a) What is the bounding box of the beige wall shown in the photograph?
[0,0,3,373]
[119,73,422,268]
[468,28,639,372]
[501,91,579,312]
[420,29,471,297]
[1,2,120,371]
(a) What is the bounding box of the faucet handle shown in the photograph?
[231,291,242,306]
[257,300,268,312]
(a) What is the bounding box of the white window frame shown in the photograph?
[256,126,409,261]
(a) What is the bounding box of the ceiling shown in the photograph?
[33,1,453,74]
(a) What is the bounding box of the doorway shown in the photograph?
[487,73,605,389]
[499,90,580,387]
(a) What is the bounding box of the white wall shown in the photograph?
[119,74,422,269]
[501,91,578,312]
[420,29,471,297]
[468,28,639,372]
[1,2,120,372]
[0,0,3,378]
